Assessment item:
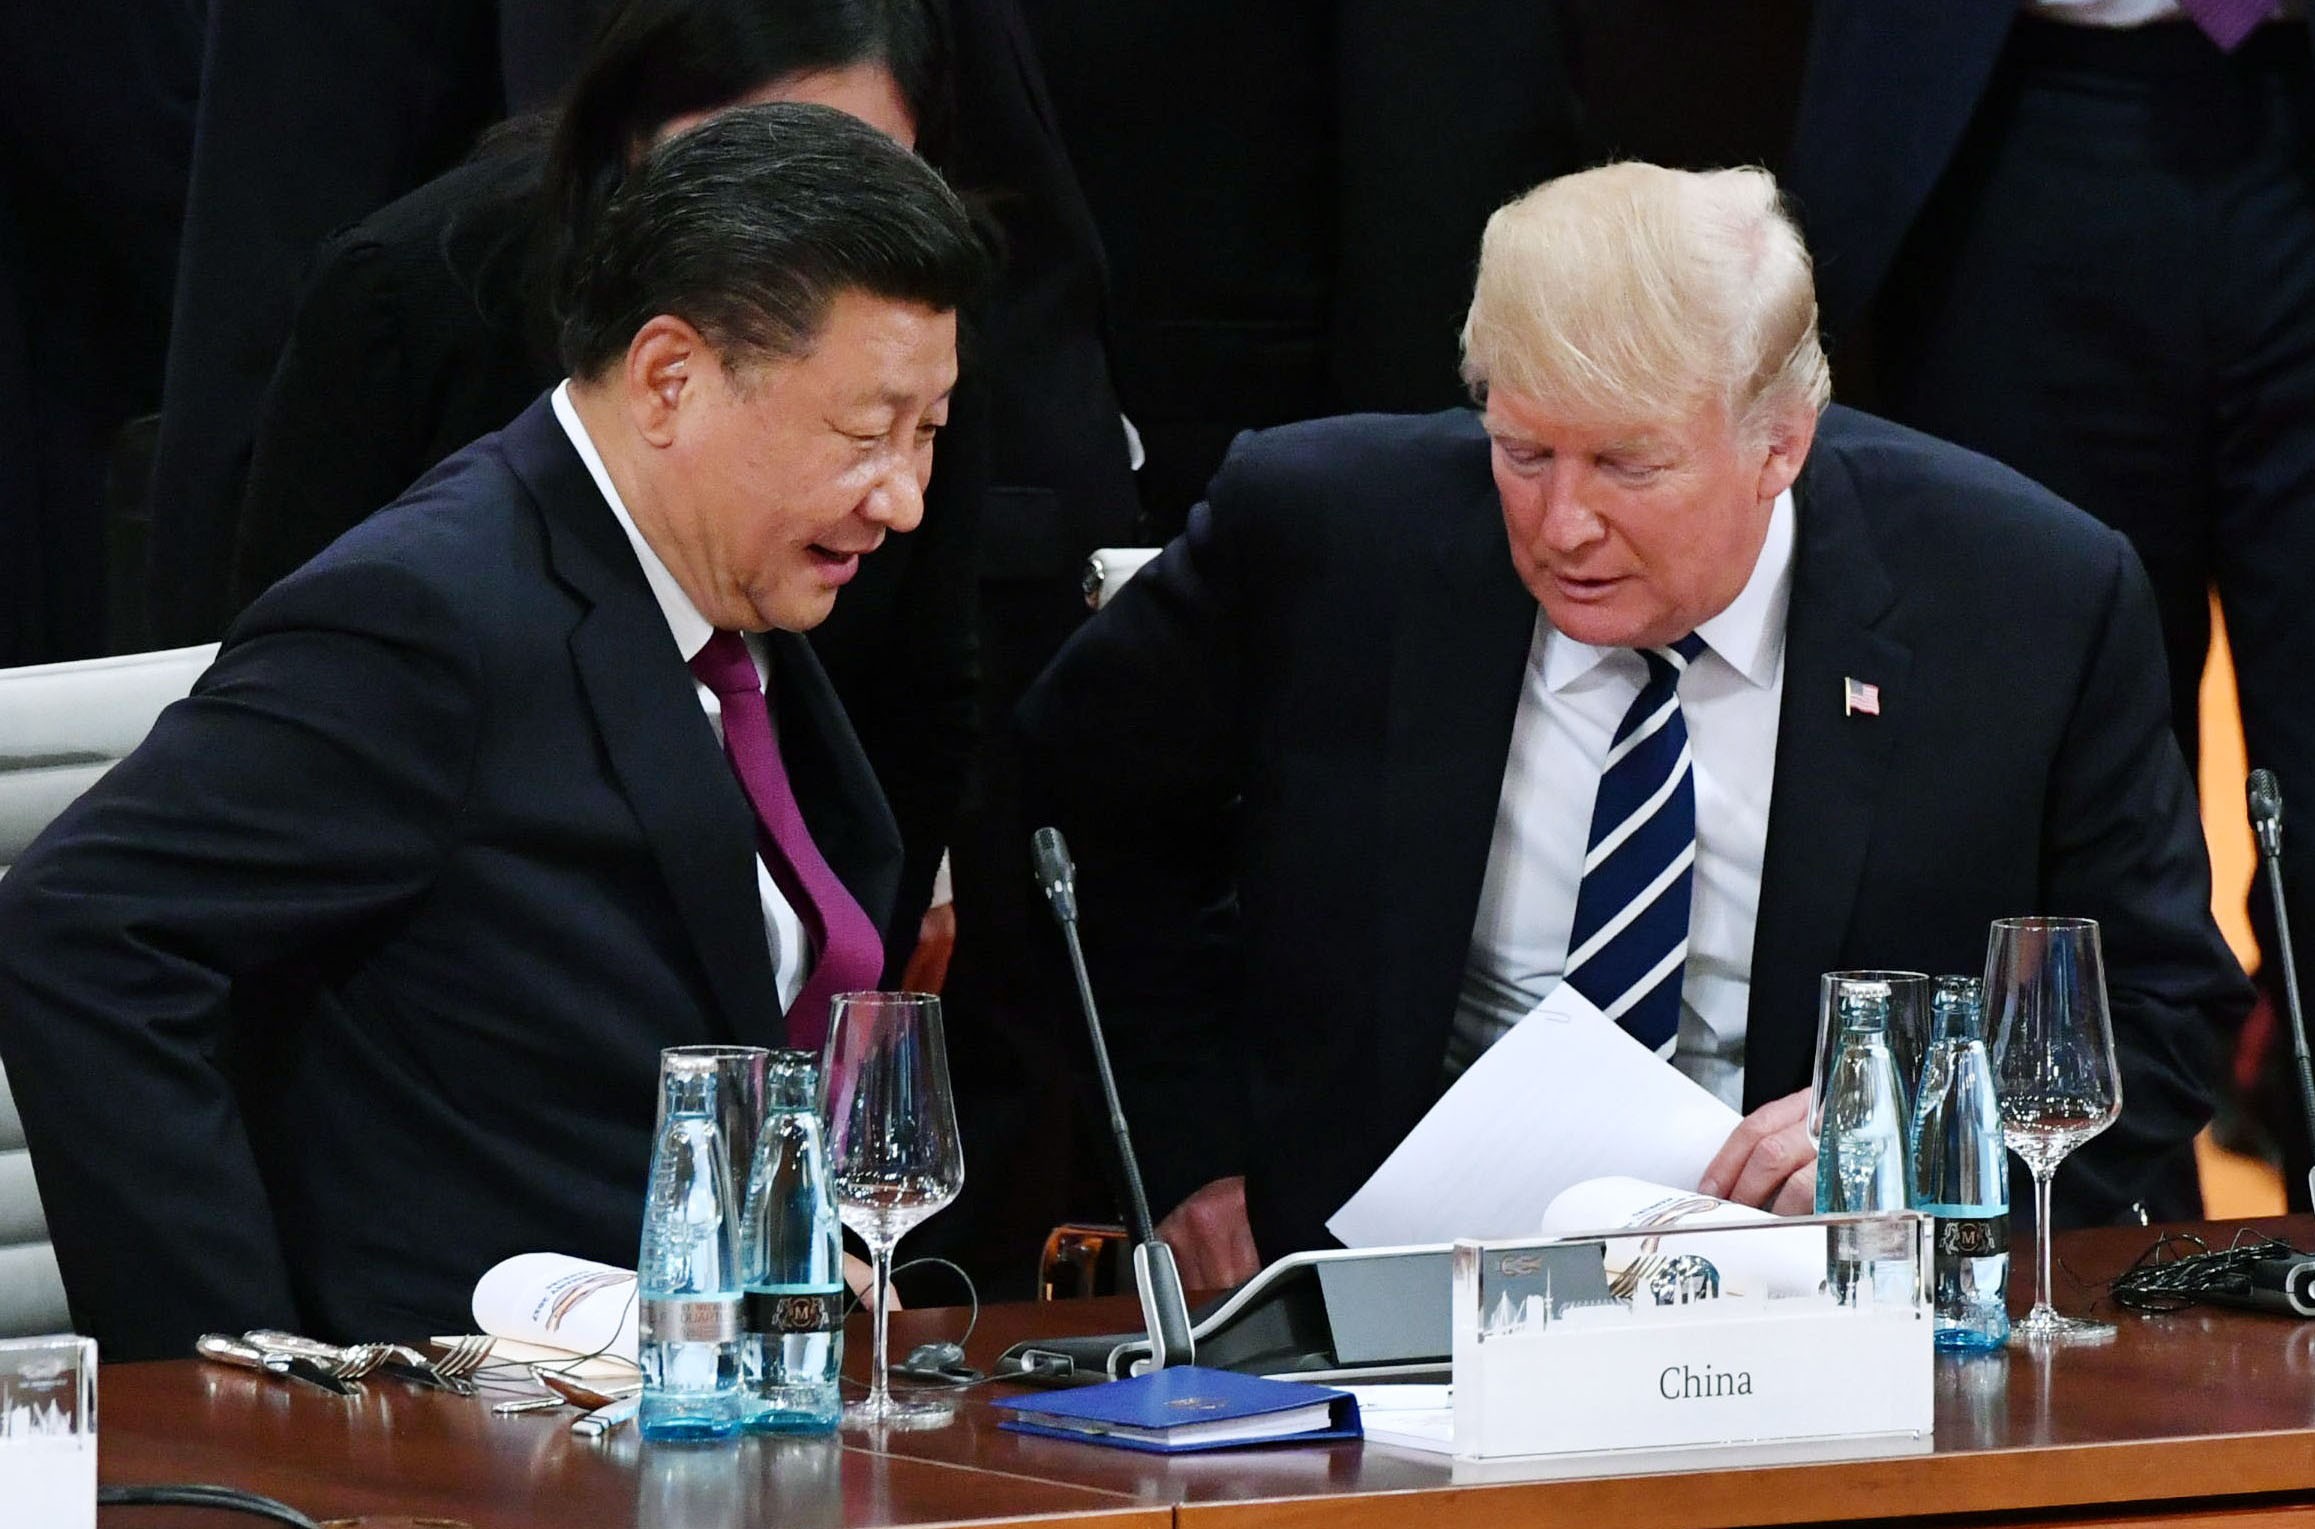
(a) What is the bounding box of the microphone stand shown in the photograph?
[1032,827,1196,1371]
[2248,769,2315,1209]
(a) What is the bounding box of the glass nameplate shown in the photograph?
[1446,1212,1933,1464]
[0,1334,95,1529]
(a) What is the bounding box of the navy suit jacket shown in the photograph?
[1786,2,2315,339]
[0,396,900,1360]
[1020,405,2243,1261]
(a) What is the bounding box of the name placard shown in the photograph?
[1450,1215,1934,1462]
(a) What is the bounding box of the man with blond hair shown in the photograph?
[1020,162,2244,1287]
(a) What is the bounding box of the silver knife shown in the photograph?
[571,1393,641,1438]
[196,1333,357,1396]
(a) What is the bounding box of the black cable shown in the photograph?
[100,1483,319,1526]
[2106,1230,2309,1314]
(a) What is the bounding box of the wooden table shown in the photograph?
[97,1218,2315,1528]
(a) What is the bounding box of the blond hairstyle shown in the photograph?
[1460,162,1830,438]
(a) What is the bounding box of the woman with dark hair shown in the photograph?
[231,0,976,960]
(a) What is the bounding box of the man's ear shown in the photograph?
[623,315,711,447]
[1755,402,1820,503]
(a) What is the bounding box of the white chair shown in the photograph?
[0,643,217,1335]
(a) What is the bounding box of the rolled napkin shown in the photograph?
[470,1252,640,1372]
[1540,1176,1827,1300]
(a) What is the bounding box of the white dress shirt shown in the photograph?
[1449,490,1795,1109]
[552,381,812,1012]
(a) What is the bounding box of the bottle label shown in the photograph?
[1934,1214,2009,1257]
[642,1295,741,1344]
[747,1287,843,1335]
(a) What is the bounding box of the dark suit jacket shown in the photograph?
[0,397,900,1361]
[1019,405,2243,1260]
[1785,3,2315,340]
[228,146,979,955]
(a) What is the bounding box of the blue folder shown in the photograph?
[995,1365,1363,1454]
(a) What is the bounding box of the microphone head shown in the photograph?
[2251,768,2286,858]
[2251,769,2285,830]
[1030,826,1075,892]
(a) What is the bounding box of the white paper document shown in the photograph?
[1342,1383,1456,1454]
[1325,984,1742,1247]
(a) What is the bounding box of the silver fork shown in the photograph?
[430,1333,496,1380]
[392,1334,494,1393]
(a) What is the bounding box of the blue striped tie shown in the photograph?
[1562,634,1708,1056]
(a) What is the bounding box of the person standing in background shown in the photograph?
[0,0,200,665]
[1785,1,2315,1203]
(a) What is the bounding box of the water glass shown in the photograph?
[1813,971,1932,1135]
[671,1044,770,1197]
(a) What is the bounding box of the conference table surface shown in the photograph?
[98,1217,2315,1528]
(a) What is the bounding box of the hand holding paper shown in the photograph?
[1698,1086,1818,1213]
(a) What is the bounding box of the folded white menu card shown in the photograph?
[469,1252,640,1374]
[1326,983,1742,1248]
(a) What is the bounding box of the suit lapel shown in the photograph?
[1744,423,1913,1106]
[1376,483,1538,1071]
[502,396,785,1047]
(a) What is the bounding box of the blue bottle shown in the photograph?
[740,1050,843,1433]
[1816,981,1912,1304]
[1910,975,2011,1350]
[638,1050,747,1441]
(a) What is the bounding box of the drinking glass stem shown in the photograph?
[2032,1164,2057,1317]
[869,1236,897,1409]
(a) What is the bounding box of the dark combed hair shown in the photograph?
[558,101,989,379]
[539,0,950,292]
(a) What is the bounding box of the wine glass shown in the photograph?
[820,991,964,1423]
[1986,916,2122,1342]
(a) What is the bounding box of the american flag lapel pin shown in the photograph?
[1844,676,1881,717]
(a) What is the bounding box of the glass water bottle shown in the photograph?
[740,1050,844,1432]
[1910,975,2011,1350]
[638,1049,748,1441]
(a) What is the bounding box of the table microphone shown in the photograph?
[2248,768,2315,1211]
[1030,825,1196,1371]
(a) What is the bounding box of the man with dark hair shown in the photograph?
[0,103,988,1360]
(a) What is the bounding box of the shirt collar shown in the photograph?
[552,380,717,663]
[1539,487,1795,692]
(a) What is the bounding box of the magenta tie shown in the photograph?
[2178,0,2274,50]
[689,631,885,1051]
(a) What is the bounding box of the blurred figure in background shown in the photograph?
[1787,2,2315,1203]
[1016,0,1586,537]
[0,0,200,665]
[139,0,597,650]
